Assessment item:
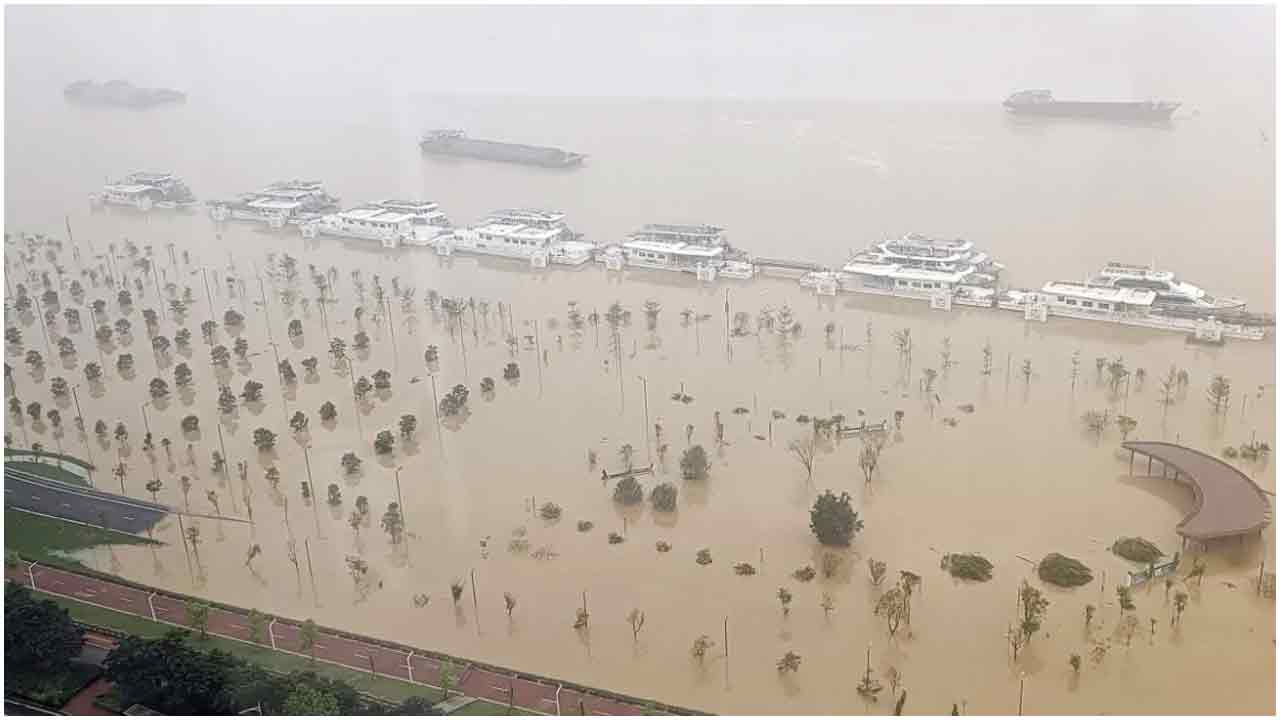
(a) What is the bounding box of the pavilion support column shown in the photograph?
[1147,456,1153,474]
[1129,450,1134,475]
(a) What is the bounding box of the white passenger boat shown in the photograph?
[91,171,197,211]
[603,224,745,280]
[1086,262,1246,311]
[208,180,340,228]
[306,199,452,248]
[829,232,1005,301]
[443,209,591,266]
[1002,281,1263,341]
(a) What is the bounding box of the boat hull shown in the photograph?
[420,137,585,168]
[1004,100,1178,122]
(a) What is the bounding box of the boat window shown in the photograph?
[1065,299,1077,306]
[1097,303,1109,310]
[1082,301,1094,308]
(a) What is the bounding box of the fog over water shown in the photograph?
[3,3,1276,716]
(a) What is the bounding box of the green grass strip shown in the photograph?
[33,591,527,715]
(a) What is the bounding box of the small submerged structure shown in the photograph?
[208,180,340,228]
[305,199,452,248]
[64,80,186,109]
[442,208,594,267]
[90,171,197,212]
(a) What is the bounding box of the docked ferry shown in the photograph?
[208,180,340,228]
[306,199,452,248]
[443,209,593,266]
[1086,262,1246,312]
[91,171,197,211]
[813,233,1005,300]
[600,224,754,280]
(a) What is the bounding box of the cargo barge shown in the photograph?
[419,130,585,168]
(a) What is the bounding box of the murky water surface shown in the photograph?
[3,94,1275,715]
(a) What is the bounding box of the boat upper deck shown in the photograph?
[336,207,414,224]
[631,224,726,246]
[624,239,725,258]
[1042,281,1156,306]
[104,184,153,195]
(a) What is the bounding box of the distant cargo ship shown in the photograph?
[1003,90,1179,122]
[64,80,186,110]
[419,130,585,168]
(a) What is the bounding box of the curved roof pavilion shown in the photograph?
[1122,441,1273,542]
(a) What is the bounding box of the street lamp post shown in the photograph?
[266,341,287,424]
[201,268,215,325]
[303,444,321,535]
[31,294,54,359]
[215,423,239,513]
[345,356,363,437]
[70,383,94,485]
[1018,672,1026,716]
[637,375,650,465]
[258,275,273,343]
[140,400,152,437]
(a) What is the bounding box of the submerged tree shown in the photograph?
[809,490,863,546]
[381,502,405,544]
[679,444,709,479]
[789,435,818,483]
[1207,375,1232,414]
[868,558,888,586]
[1018,580,1050,647]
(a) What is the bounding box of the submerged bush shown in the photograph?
[613,476,644,505]
[650,482,678,512]
[1111,537,1163,564]
[941,552,994,582]
[1038,552,1094,587]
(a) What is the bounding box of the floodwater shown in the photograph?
[3,92,1276,715]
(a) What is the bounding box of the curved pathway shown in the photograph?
[5,563,690,716]
[1123,440,1273,540]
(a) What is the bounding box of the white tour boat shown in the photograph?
[818,232,1005,302]
[1002,281,1263,341]
[91,171,197,211]
[604,224,744,280]
[305,199,452,248]
[1086,262,1246,311]
[443,209,591,267]
[208,180,340,228]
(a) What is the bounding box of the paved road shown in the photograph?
[7,563,663,716]
[3,467,169,535]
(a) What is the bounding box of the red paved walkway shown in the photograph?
[7,563,666,716]
[60,678,115,717]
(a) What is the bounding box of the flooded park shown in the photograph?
[3,205,1274,715]
[3,6,1276,713]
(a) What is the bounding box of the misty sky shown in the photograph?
[4,4,1274,105]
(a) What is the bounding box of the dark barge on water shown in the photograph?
[419,130,585,168]
[1003,90,1179,123]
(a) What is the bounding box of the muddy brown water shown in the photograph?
[3,209,1274,715]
